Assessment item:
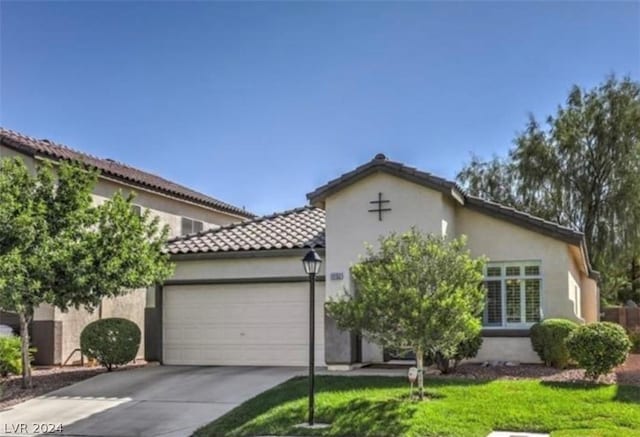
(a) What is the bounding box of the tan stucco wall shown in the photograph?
[92,179,241,238]
[0,144,36,172]
[54,289,146,364]
[54,307,99,364]
[101,289,146,358]
[33,305,55,321]
[457,208,582,323]
[581,277,599,323]
[324,172,449,302]
[171,255,324,281]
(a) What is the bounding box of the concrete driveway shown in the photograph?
[0,365,302,437]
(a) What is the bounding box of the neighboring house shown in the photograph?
[0,127,254,365]
[155,153,599,368]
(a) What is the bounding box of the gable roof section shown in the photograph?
[166,206,325,255]
[0,127,254,219]
[307,153,587,247]
[307,153,465,206]
[308,153,597,278]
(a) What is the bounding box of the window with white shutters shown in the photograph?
[482,262,542,327]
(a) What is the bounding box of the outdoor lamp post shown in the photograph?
[302,249,322,426]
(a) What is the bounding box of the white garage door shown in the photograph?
[163,282,325,366]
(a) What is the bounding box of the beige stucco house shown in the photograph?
[156,153,599,368]
[0,127,253,365]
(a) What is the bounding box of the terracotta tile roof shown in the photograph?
[0,127,254,218]
[166,206,325,254]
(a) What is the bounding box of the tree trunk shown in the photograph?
[631,257,638,299]
[19,311,32,389]
[415,347,424,400]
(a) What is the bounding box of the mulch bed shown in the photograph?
[0,361,153,409]
[448,360,638,386]
[373,354,640,386]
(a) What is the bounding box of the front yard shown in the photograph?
[195,373,640,437]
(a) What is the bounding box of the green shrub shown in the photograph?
[0,336,35,377]
[628,328,640,354]
[425,334,483,374]
[530,318,579,369]
[80,318,141,371]
[566,322,632,379]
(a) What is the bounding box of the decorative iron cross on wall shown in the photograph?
[368,192,391,221]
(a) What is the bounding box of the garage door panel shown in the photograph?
[164,303,310,325]
[165,324,324,345]
[163,282,325,366]
[164,286,313,304]
[164,343,326,366]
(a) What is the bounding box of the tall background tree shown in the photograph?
[0,157,173,388]
[457,76,640,304]
[326,230,486,399]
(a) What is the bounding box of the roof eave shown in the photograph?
[306,160,456,204]
[464,196,597,278]
[168,246,326,260]
[464,197,584,246]
[1,136,255,219]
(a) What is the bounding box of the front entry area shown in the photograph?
[162,283,325,366]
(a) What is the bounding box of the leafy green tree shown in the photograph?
[458,76,640,303]
[326,229,486,399]
[0,157,173,388]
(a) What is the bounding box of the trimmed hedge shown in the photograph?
[530,318,578,369]
[80,318,141,371]
[566,322,632,379]
[425,334,483,374]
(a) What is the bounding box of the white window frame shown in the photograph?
[483,261,543,329]
[131,204,142,217]
[181,217,204,235]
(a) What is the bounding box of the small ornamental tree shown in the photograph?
[0,157,173,388]
[326,229,486,399]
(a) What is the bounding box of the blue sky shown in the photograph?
[1,1,638,215]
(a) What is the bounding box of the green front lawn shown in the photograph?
[194,376,640,437]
